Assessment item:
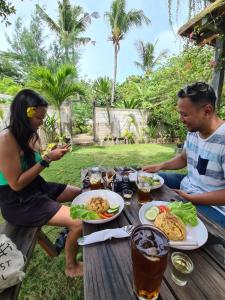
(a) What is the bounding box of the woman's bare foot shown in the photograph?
[65,262,83,277]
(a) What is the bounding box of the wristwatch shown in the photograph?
[39,159,50,168]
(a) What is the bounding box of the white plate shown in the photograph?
[72,190,124,224]
[129,171,164,190]
[139,201,208,250]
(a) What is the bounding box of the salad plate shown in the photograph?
[129,171,164,190]
[72,190,124,224]
[139,201,208,250]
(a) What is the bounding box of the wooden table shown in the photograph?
[82,175,225,300]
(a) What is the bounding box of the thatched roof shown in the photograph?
[178,0,225,47]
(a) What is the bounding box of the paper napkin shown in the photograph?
[78,228,130,245]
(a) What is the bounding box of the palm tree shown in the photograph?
[104,0,150,105]
[134,40,168,76]
[30,64,85,137]
[93,77,113,135]
[36,0,99,63]
[93,77,112,106]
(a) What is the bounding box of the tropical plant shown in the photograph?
[116,98,141,108]
[0,52,22,80]
[36,0,99,64]
[134,40,168,76]
[0,0,22,25]
[29,64,85,136]
[92,76,114,135]
[92,77,112,107]
[73,102,92,134]
[145,125,158,139]
[5,11,47,73]
[122,129,135,143]
[42,113,58,143]
[104,0,150,105]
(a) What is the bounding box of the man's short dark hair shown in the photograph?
[177,82,217,110]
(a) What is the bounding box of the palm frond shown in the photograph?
[36,4,61,33]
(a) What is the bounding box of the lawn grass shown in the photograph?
[16,143,176,299]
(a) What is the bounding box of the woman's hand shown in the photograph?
[142,163,163,173]
[47,144,71,161]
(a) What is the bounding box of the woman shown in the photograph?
[0,89,83,277]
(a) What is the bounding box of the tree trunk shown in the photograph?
[211,37,225,109]
[111,43,118,105]
[58,107,63,137]
[106,102,113,137]
[93,99,97,143]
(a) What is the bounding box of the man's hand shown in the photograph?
[142,163,163,173]
[173,189,192,201]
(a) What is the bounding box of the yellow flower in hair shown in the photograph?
[27,107,36,118]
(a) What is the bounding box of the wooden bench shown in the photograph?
[0,222,58,300]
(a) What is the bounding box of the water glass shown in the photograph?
[171,252,194,286]
[121,189,133,205]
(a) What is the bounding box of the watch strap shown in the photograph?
[39,159,50,168]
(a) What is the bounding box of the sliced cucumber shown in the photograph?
[107,208,119,214]
[110,204,120,210]
[150,206,160,214]
[145,208,159,221]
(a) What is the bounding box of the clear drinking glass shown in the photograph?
[121,189,133,205]
[171,252,194,286]
[89,168,102,190]
[131,225,169,300]
[136,171,152,205]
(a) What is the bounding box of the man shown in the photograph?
[143,82,225,227]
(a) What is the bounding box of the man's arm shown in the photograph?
[174,189,225,206]
[142,150,187,173]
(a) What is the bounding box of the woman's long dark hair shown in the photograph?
[9,89,48,167]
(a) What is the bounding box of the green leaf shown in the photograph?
[70,205,99,220]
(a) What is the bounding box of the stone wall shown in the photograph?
[0,102,72,143]
[94,107,149,142]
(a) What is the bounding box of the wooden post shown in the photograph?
[211,37,225,109]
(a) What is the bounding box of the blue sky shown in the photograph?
[0,0,195,82]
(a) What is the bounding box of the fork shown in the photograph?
[122,225,198,247]
[122,225,134,235]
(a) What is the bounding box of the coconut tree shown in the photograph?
[30,64,85,137]
[104,0,150,105]
[134,40,168,76]
[36,0,99,63]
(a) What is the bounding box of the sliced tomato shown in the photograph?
[99,212,114,219]
[102,212,114,218]
[158,205,170,213]
[99,213,109,219]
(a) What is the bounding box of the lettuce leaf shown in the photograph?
[70,205,99,220]
[168,201,198,226]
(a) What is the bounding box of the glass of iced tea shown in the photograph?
[171,252,194,286]
[131,224,169,300]
[89,168,102,190]
[137,181,151,205]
